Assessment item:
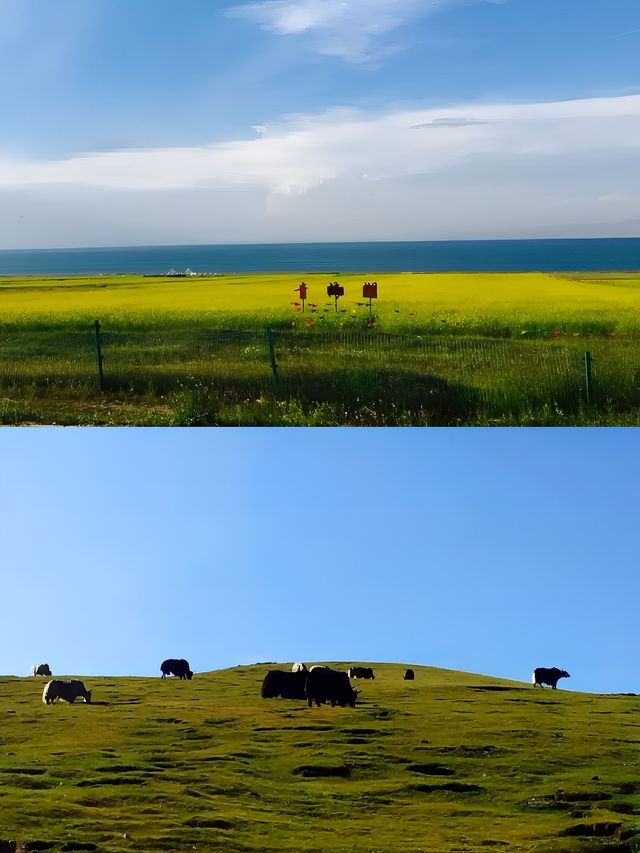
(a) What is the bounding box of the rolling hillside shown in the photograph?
[0,663,638,852]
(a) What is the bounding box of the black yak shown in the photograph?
[261,670,307,700]
[160,659,193,680]
[305,668,358,708]
[348,667,375,680]
[532,667,570,689]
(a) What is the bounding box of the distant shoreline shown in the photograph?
[2,268,640,282]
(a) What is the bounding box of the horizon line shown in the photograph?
[2,235,640,254]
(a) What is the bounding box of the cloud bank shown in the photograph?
[1,94,639,195]
[2,94,640,247]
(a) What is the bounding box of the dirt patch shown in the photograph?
[598,802,638,815]
[184,817,234,830]
[410,782,485,794]
[185,783,259,799]
[466,685,522,692]
[559,822,621,837]
[293,764,351,778]
[343,737,371,744]
[75,796,118,808]
[0,769,46,776]
[615,829,640,842]
[0,844,54,853]
[340,728,384,736]
[290,725,333,732]
[197,756,235,764]
[407,763,454,776]
[3,777,54,790]
[76,776,148,787]
[94,765,141,773]
[527,793,614,813]
[555,789,611,803]
[618,782,640,795]
[254,724,332,732]
[436,745,507,758]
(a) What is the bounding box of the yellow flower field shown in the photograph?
[1,271,640,335]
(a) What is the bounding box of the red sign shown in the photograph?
[363,281,378,299]
[327,282,344,297]
[295,282,308,300]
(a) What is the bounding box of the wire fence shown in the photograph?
[1,322,640,417]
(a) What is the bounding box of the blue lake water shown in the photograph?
[0,238,639,276]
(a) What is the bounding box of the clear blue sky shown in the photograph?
[1,427,637,694]
[2,0,640,247]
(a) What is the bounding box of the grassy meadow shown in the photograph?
[0,663,638,852]
[2,271,640,425]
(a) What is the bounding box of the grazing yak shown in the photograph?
[42,680,91,705]
[305,667,358,708]
[532,667,570,689]
[160,659,193,680]
[403,669,415,680]
[348,667,375,680]
[261,670,307,700]
[291,662,308,673]
[31,664,52,677]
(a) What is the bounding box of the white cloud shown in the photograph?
[1,94,639,196]
[226,0,478,62]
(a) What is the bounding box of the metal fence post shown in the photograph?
[583,350,592,405]
[264,327,280,394]
[94,319,104,392]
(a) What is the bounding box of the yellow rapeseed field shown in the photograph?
[1,271,640,334]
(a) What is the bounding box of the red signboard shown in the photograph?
[362,281,378,299]
[295,282,308,300]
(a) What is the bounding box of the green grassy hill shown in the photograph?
[1,663,638,852]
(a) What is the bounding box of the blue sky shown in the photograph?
[1,0,640,247]
[1,427,637,694]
